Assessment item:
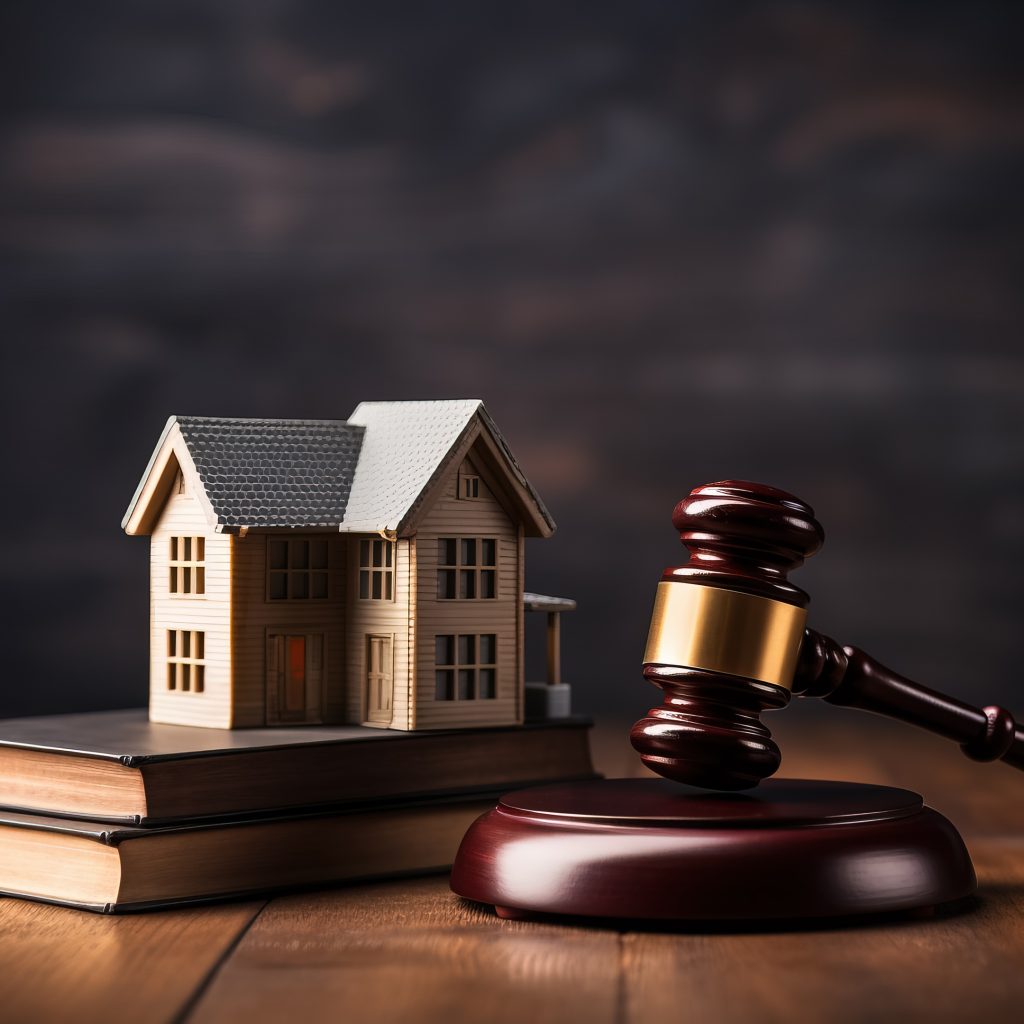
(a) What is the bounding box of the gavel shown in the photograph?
[631,480,1024,791]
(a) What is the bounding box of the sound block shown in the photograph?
[450,778,976,922]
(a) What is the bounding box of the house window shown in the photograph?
[167,629,205,693]
[459,474,481,499]
[267,539,329,600]
[359,539,395,600]
[169,536,205,595]
[434,634,497,701]
[437,538,497,599]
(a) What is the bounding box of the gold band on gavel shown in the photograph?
[642,581,807,690]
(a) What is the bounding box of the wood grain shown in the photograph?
[766,712,1024,838]
[3,715,1022,1024]
[621,838,1024,1024]
[344,537,412,728]
[0,897,263,1024]
[593,712,1024,835]
[413,440,522,730]
[149,480,233,729]
[231,531,350,728]
[188,877,621,1024]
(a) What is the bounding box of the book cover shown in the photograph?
[0,792,505,912]
[0,710,597,824]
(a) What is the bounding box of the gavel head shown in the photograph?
[630,480,825,790]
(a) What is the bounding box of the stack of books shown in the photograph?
[0,710,596,912]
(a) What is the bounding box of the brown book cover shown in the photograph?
[0,793,504,913]
[0,710,596,824]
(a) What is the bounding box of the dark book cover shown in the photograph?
[0,710,597,824]
[0,791,509,913]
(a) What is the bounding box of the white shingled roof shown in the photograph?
[341,399,484,534]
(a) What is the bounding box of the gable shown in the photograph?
[436,449,509,515]
[122,421,220,536]
[389,417,552,540]
[406,436,526,537]
[123,417,364,535]
[123,402,554,538]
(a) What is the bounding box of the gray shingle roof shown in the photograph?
[176,417,364,528]
[124,401,554,535]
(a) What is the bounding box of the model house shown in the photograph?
[122,400,572,731]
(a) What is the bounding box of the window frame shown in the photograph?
[358,538,396,602]
[434,632,497,701]
[458,473,481,500]
[266,538,330,602]
[436,536,497,600]
[169,536,206,597]
[166,628,206,693]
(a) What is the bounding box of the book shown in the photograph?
[0,794,501,912]
[0,710,596,824]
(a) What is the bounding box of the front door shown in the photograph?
[267,632,324,725]
[365,634,393,726]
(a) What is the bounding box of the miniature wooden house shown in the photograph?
[122,400,563,731]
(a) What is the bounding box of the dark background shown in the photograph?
[2,1,1022,725]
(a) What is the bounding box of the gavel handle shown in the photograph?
[794,628,1024,771]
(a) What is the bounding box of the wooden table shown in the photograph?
[1,714,1021,1024]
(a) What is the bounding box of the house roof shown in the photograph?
[175,417,365,529]
[523,592,577,613]
[122,400,555,536]
[341,399,482,534]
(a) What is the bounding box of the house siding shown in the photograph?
[230,533,348,726]
[413,453,522,729]
[344,537,414,729]
[149,487,232,728]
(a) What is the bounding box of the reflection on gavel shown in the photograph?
[631,480,1024,791]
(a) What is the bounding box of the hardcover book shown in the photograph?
[0,710,596,824]
[0,794,502,912]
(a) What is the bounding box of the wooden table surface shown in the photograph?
[1,714,1021,1024]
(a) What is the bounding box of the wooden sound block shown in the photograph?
[450,778,976,923]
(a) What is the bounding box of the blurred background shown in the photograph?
[2,1,1021,726]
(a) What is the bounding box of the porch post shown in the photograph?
[546,611,562,686]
